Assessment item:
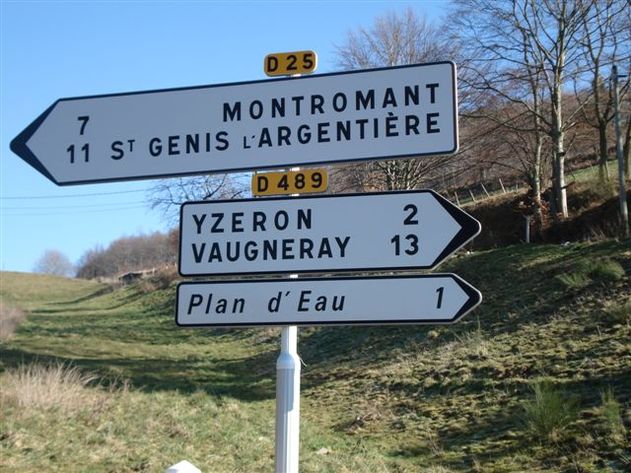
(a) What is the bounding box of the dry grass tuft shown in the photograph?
[0,303,27,340]
[0,362,104,414]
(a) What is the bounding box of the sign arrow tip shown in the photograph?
[450,274,482,323]
[10,102,60,185]
[429,190,481,267]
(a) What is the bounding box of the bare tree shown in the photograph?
[574,0,630,182]
[75,232,177,279]
[452,0,552,228]
[333,8,457,192]
[33,249,74,277]
[616,7,631,178]
[524,0,593,219]
[336,7,446,69]
[147,174,248,225]
[453,0,599,219]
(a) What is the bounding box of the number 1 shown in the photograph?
[436,287,444,309]
[67,143,89,163]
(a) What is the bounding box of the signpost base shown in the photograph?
[275,325,301,473]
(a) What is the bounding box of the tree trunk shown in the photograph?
[554,147,568,219]
[598,122,610,181]
[624,113,631,179]
[533,138,544,236]
[552,77,568,219]
[551,125,569,219]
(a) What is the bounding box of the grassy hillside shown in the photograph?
[1,240,630,472]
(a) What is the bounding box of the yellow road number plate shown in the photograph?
[252,169,328,196]
[264,51,317,76]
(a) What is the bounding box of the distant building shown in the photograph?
[118,268,156,285]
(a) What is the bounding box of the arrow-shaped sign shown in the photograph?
[10,62,457,186]
[176,274,481,327]
[179,190,480,276]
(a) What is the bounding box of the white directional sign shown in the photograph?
[178,190,480,276]
[11,62,457,185]
[176,274,482,327]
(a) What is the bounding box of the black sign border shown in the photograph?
[175,273,482,328]
[178,189,481,277]
[11,61,458,186]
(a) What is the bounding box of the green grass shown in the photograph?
[522,379,579,442]
[0,271,104,310]
[555,257,625,289]
[600,388,627,445]
[587,258,626,282]
[1,240,630,472]
[567,159,622,186]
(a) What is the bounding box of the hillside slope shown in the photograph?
[1,240,630,472]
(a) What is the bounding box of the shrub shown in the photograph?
[0,304,26,340]
[586,258,625,283]
[555,257,625,289]
[137,266,179,293]
[603,300,631,324]
[0,362,99,414]
[600,388,626,444]
[555,271,591,289]
[522,379,579,442]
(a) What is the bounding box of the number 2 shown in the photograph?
[404,204,418,225]
[287,54,297,71]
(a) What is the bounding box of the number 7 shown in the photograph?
[78,116,90,135]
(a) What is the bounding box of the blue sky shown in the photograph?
[1,0,450,274]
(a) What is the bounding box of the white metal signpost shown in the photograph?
[178,190,480,276]
[10,62,457,185]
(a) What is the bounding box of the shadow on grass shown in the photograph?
[3,241,628,408]
[0,345,278,402]
[387,402,527,467]
[48,285,116,306]
[38,289,148,314]
[383,369,631,470]
[155,242,631,379]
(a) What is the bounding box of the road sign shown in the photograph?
[252,168,328,196]
[176,274,481,327]
[264,50,317,76]
[178,189,480,276]
[11,62,458,186]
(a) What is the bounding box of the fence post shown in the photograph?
[524,215,532,244]
[499,178,506,194]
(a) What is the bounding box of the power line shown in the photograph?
[1,201,147,210]
[1,205,149,217]
[0,189,147,200]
